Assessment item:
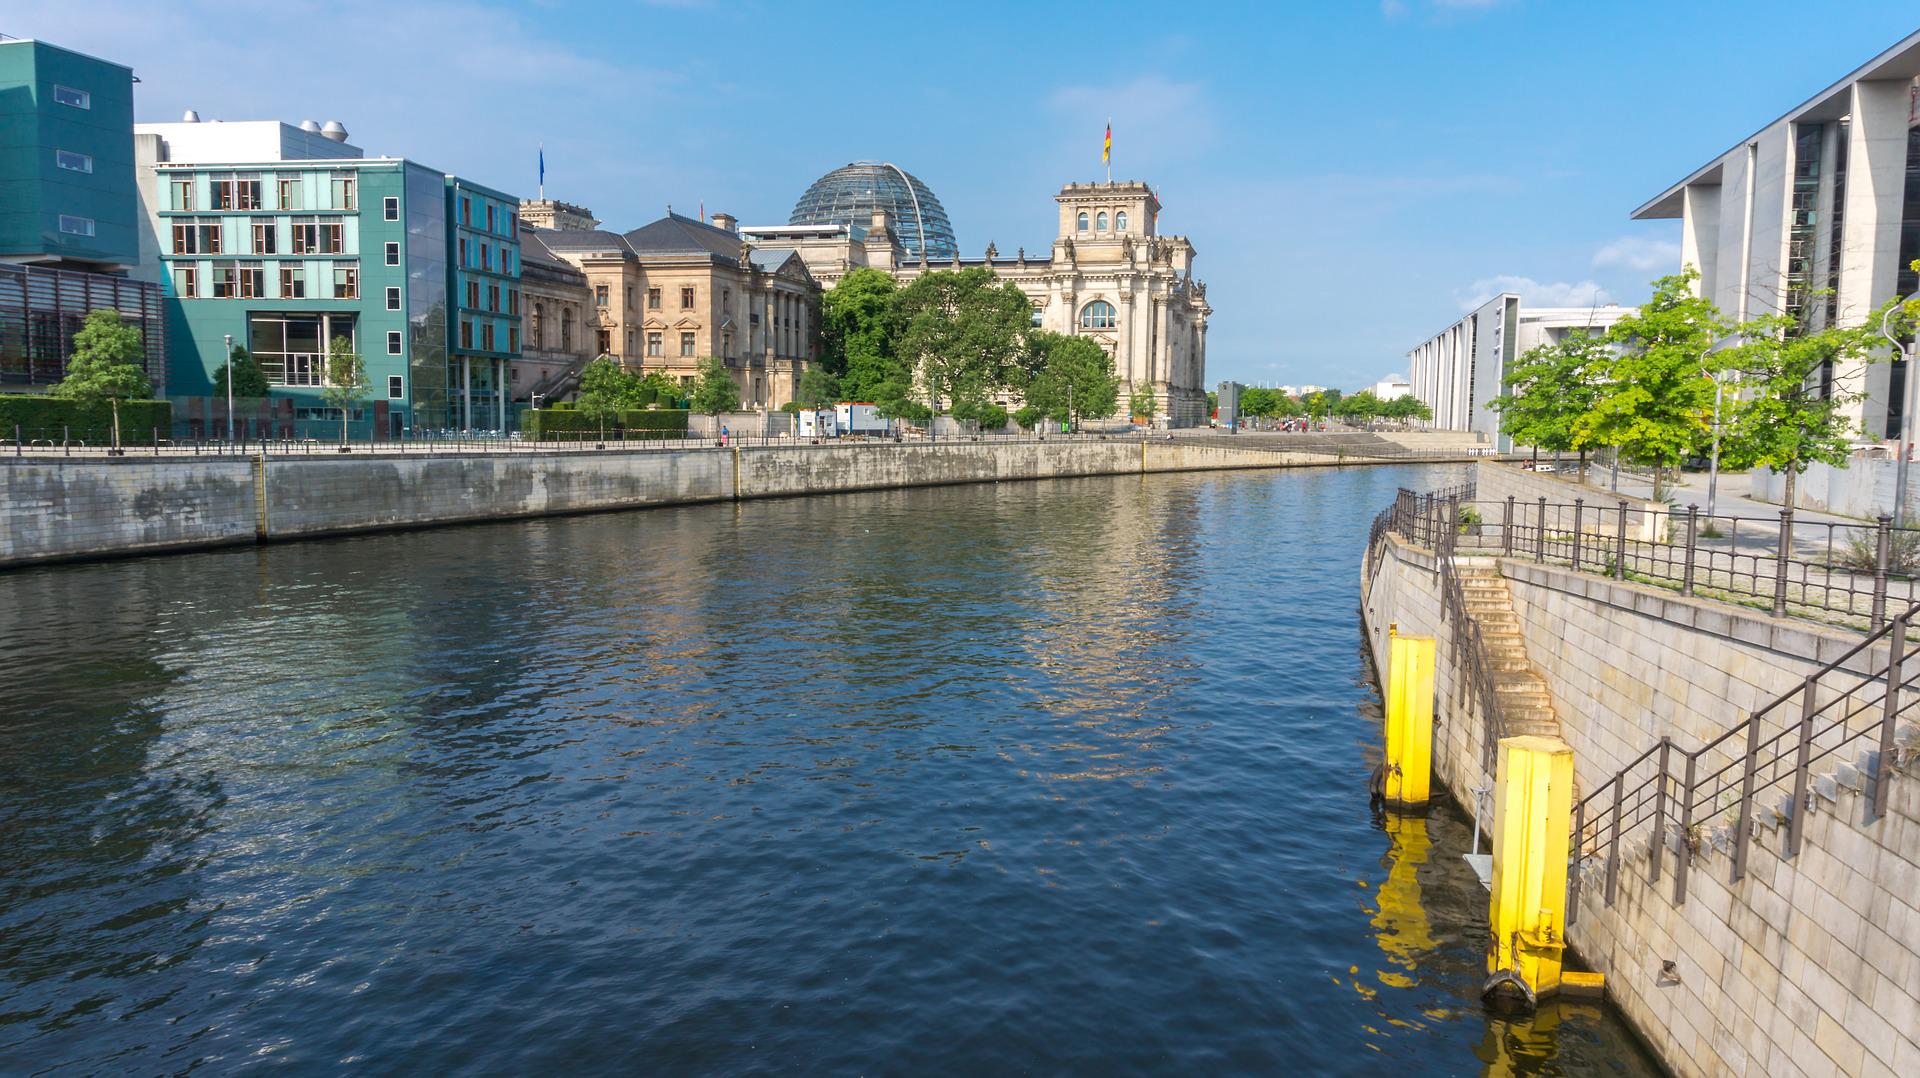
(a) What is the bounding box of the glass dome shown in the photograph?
[790,161,957,263]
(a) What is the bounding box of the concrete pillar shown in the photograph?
[1838,79,1913,438]
[1681,184,1722,300]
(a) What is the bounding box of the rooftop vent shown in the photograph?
[320,120,348,142]
[299,120,321,132]
[181,109,201,123]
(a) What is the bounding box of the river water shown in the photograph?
[0,465,1660,1075]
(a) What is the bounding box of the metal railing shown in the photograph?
[1571,601,1919,916]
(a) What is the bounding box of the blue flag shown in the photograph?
[538,145,545,187]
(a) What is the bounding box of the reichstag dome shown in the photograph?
[789,162,957,262]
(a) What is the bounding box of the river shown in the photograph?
[0,464,1659,1074]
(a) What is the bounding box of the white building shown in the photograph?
[1407,294,1630,450]
[1373,373,1411,400]
[1632,27,1920,440]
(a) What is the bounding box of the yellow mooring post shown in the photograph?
[1485,734,1574,1006]
[1384,632,1435,809]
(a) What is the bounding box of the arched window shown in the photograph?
[1077,211,1089,231]
[1096,211,1109,231]
[1031,305,1044,328]
[1080,300,1117,330]
[1116,211,1128,232]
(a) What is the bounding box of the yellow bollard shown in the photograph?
[1384,632,1435,809]
[1485,734,1574,1005]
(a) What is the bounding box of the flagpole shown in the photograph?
[1106,117,1112,184]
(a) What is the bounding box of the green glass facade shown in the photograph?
[157,159,519,436]
[447,179,521,431]
[0,39,138,270]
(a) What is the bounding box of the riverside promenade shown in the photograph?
[0,429,1496,569]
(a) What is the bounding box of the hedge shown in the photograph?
[0,395,173,445]
[521,406,690,440]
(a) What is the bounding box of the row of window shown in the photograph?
[598,284,704,310]
[455,320,518,354]
[455,235,515,275]
[1075,210,1130,233]
[175,261,359,300]
[168,175,362,214]
[462,279,521,315]
[457,196,517,238]
[172,216,352,256]
[642,331,704,358]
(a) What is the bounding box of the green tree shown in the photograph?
[822,267,904,400]
[637,368,683,407]
[690,356,741,417]
[894,268,1031,426]
[1130,383,1159,423]
[1721,305,1890,509]
[1584,268,1727,499]
[1206,389,1219,416]
[1022,332,1120,430]
[794,366,842,410]
[1336,390,1384,429]
[1383,395,1432,424]
[1301,389,1341,421]
[319,334,368,445]
[1491,330,1611,478]
[51,307,152,450]
[574,355,640,440]
[213,343,271,400]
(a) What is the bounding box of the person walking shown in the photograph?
[720,423,730,448]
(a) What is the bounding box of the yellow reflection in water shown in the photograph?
[1371,813,1438,990]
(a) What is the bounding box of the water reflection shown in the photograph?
[0,467,1660,1074]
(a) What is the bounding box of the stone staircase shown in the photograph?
[1457,565,1563,740]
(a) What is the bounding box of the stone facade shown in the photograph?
[513,224,593,405]
[745,180,1212,427]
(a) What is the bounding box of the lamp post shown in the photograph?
[223,333,234,445]
[1706,371,1727,518]
[1882,296,1918,524]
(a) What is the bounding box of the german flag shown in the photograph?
[1103,120,1111,164]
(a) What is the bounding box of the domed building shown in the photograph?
[789,162,957,262]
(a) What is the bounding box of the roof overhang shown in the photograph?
[1632,26,1920,220]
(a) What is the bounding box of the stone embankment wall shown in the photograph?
[1749,454,1898,521]
[0,440,1336,567]
[1362,533,1920,1078]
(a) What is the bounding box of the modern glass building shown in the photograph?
[0,38,139,271]
[789,162,956,262]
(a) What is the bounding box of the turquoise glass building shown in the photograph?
[0,38,139,271]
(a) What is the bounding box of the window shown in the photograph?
[250,313,353,387]
[489,285,501,311]
[1096,211,1108,231]
[595,284,609,307]
[56,149,92,174]
[647,287,661,309]
[647,332,662,357]
[290,219,318,254]
[508,289,519,316]
[384,241,400,266]
[52,84,90,109]
[597,329,611,355]
[509,327,518,353]
[722,331,732,357]
[58,215,95,237]
[483,324,495,351]
[280,264,305,298]
[1079,299,1117,329]
[499,248,511,275]
[480,243,490,270]
[1116,211,1128,231]
[468,280,481,308]
[174,265,197,299]
[461,321,474,348]
[319,220,344,255]
[722,288,730,310]
[386,286,401,311]
[330,176,355,210]
[680,331,695,357]
[486,205,496,231]
[681,286,695,309]
[625,285,634,311]
[458,237,469,265]
[384,196,399,221]
[625,328,634,355]
[236,179,262,210]
[333,263,358,299]
[1030,305,1043,328]
[252,221,277,255]
[389,375,404,400]
[461,198,471,225]
[213,262,237,298]
[238,263,265,298]
[1077,211,1088,231]
[211,179,235,209]
[278,178,303,210]
[172,219,202,255]
[387,331,403,355]
[169,178,194,211]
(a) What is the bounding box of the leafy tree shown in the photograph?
[1336,390,1384,429]
[1130,383,1159,423]
[1301,389,1341,421]
[213,343,271,400]
[822,267,904,400]
[1206,390,1219,416]
[1383,395,1432,424]
[1491,330,1611,478]
[794,366,841,410]
[1022,332,1120,430]
[51,307,153,450]
[574,355,639,440]
[319,334,368,445]
[637,369,683,408]
[1584,268,1727,499]
[690,356,741,416]
[1721,304,1891,509]
[894,268,1031,424]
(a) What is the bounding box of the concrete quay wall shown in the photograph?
[0,440,1332,567]
[1362,534,1920,1077]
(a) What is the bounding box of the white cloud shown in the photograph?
[1455,275,1611,311]
[1592,235,1682,273]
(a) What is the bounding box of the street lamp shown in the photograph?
[223,333,234,445]
[1882,296,1918,524]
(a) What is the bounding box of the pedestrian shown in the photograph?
[720,424,729,448]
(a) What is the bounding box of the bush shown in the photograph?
[0,395,173,445]
[520,406,689,440]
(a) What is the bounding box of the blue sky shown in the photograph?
[7,0,1919,388]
